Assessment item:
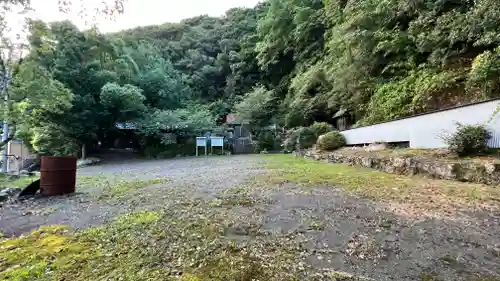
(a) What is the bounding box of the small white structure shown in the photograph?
[6,140,36,173]
[195,137,207,156]
[210,136,224,154]
[340,99,500,148]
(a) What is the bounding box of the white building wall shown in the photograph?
[341,99,500,148]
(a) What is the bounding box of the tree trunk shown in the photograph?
[81,144,86,160]
[1,122,9,173]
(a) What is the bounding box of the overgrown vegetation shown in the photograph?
[279,122,340,152]
[255,130,278,152]
[3,0,499,156]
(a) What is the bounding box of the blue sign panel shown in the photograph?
[211,137,224,147]
[196,137,207,147]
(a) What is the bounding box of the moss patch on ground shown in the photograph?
[0,212,167,281]
[264,154,500,213]
[0,208,310,281]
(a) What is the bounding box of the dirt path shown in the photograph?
[1,155,500,280]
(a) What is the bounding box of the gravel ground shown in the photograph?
[1,155,500,280]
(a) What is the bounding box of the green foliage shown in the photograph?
[442,123,492,157]
[142,142,196,159]
[316,131,346,151]
[310,122,333,138]
[142,144,170,159]
[135,104,216,145]
[282,124,326,152]
[467,47,500,99]
[11,0,500,156]
[0,174,39,189]
[296,126,316,149]
[100,82,147,121]
[30,123,81,156]
[21,21,123,151]
[255,131,277,152]
[10,61,77,155]
[281,128,299,152]
[129,42,191,109]
[233,85,275,128]
[363,68,463,124]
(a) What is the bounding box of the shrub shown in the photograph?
[142,143,196,159]
[316,131,346,151]
[442,123,492,156]
[281,125,333,152]
[142,145,167,159]
[281,123,330,152]
[296,127,317,149]
[282,129,299,152]
[310,122,334,138]
[255,131,276,152]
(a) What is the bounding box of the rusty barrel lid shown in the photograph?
[40,156,77,196]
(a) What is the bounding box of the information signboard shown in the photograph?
[196,137,207,147]
[196,137,207,156]
[211,137,224,147]
[210,136,224,154]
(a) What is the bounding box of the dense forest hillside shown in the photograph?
[9,0,500,155]
[114,0,500,126]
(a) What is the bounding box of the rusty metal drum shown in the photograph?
[40,156,77,196]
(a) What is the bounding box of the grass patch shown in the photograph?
[0,175,39,189]
[76,175,106,186]
[77,176,169,200]
[0,209,306,281]
[264,154,500,212]
[211,195,256,208]
[207,186,259,208]
[99,178,169,199]
[308,220,325,231]
[0,212,166,281]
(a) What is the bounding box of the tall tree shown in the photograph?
[0,0,126,162]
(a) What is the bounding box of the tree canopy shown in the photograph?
[7,0,500,155]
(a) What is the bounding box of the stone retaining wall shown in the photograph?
[298,149,500,185]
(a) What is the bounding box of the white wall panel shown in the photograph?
[340,99,500,148]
